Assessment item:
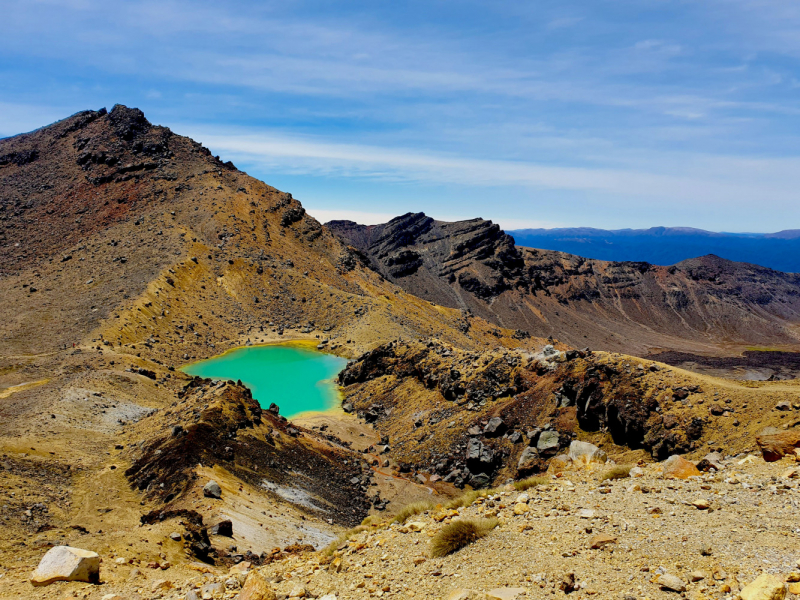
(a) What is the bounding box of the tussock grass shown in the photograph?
[392,500,436,524]
[513,476,548,491]
[322,525,369,556]
[600,465,633,481]
[444,487,502,509]
[429,518,499,558]
[360,515,382,527]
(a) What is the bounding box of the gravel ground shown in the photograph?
[121,454,800,600]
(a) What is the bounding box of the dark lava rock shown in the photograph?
[210,520,233,537]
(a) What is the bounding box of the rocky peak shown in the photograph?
[327,212,526,300]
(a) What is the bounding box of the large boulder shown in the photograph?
[567,441,607,467]
[239,570,277,600]
[756,427,800,462]
[739,573,787,600]
[465,439,495,473]
[31,546,100,586]
[660,455,701,479]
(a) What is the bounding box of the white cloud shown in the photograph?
[186,127,800,209]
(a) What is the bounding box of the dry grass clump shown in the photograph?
[360,515,383,527]
[392,500,436,524]
[429,518,499,558]
[322,525,369,556]
[444,487,501,509]
[600,465,633,481]
[513,476,548,491]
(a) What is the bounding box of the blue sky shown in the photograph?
[1,0,799,231]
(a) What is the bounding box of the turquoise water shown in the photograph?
[182,344,348,419]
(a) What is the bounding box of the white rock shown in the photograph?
[203,480,222,498]
[567,441,608,466]
[657,573,687,592]
[30,546,100,586]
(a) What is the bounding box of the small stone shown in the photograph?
[699,541,713,556]
[629,467,644,478]
[513,503,529,515]
[288,583,307,597]
[152,579,173,591]
[657,573,687,592]
[788,583,800,596]
[517,446,539,473]
[170,532,182,541]
[559,573,576,593]
[537,430,560,455]
[229,561,252,574]
[692,499,710,510]
[407,521,426,532]
[203,480,222,499]
[739,573,787,600]
[486,587,527,600]
[691,571,706,582]
[446,589,480,600]
[576,509,596,519]
[589,534,617,549]
[30,546,100,586]
[775,401,792,411]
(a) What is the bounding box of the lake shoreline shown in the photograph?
[180,343,348,419]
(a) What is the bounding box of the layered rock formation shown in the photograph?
[329,214,800,355]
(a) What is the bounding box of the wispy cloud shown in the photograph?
[2,0,800,230]
[189,128,800,207]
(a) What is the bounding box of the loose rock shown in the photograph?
[30,546,101,586]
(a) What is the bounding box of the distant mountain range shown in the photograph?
[508,227,800,273]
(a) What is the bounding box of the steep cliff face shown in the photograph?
[329,214,800,355]
[328,213,526,304]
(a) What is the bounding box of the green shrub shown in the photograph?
[600,465,632,481]
[513,476,548,491]
[429,518,499,558]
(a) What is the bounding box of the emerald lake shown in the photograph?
[181,344,348,419]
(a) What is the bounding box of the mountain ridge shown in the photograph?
[508,226,800,272]
[328,213,800,356]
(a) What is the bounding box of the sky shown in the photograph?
[1,1,799,232]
